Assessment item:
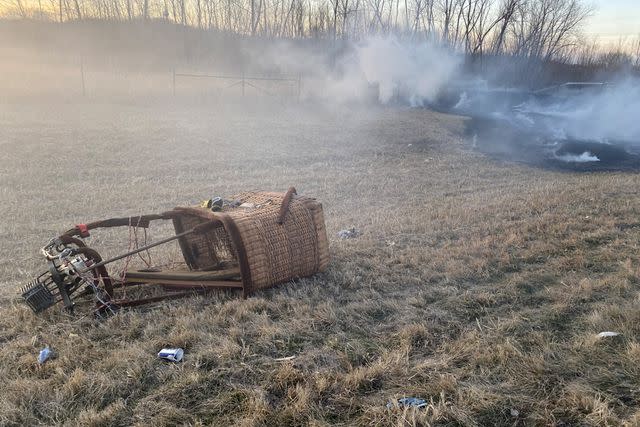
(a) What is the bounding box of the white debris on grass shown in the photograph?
[597,331,620,338]
[338,228,361,239]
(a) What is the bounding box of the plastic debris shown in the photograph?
[210,197,224,212]
[510,409,520,417]
[274,356,296,362]
[158,348,184,362]
[387,397,428,409]
[200,197,224,211]
[337,228,361,239]
[597,331,620,338]
[38,346,52,364]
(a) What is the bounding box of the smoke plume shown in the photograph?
[514,78,640,144]
[252,36,461,105]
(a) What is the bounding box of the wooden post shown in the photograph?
[80,56,86,97]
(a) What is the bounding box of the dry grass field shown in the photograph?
[2,96,640,426]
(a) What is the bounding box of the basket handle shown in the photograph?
[277,187,297,225]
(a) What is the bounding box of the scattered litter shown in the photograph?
[387,397,428,409]
[510,409,520,417]
[274,356,296,362]
[338,228,361,239]
[38,346,52,364]
[597,331,620,338]
[158,348,184,362]
[69,333,79,338]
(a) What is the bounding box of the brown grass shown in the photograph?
[1,97,640,426]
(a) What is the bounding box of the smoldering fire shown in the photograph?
[251,36,640,171]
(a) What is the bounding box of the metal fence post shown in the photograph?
[172,68,176,96]
[80,56,86,97]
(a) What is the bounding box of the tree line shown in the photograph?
[4,0,640,70]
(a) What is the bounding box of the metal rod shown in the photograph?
[123,268,241,281]
[172,68,176,96]
[124,278,243,288]
[80,228,196,273]
[80,56,86,97]
[103,291,203,309]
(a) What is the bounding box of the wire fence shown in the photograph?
[172,70,302,100]
[1,56,302,101]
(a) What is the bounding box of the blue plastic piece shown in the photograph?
[387,397,428,409]
[38,346,52,364]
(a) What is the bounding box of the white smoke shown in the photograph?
[355,36,460,105]
[555,79,640,143]
[513,78,640,145]
[250,35,461,105]
[555,151,600,163]
[251,36,640,160]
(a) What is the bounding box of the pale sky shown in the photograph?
[586,0,640,43]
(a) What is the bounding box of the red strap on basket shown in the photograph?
[76,223,90,238]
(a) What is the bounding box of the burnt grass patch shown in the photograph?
[465,117,640,172]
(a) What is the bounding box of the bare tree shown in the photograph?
[509,0,591,60]
[12,0,27,17]
[491,0,519,54]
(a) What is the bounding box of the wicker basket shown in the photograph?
[171,189,329,296]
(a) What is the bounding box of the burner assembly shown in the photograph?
[22,239,110,313]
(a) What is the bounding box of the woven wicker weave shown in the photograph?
[171,190,329,295]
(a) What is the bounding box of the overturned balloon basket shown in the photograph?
[20,188,329,316]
